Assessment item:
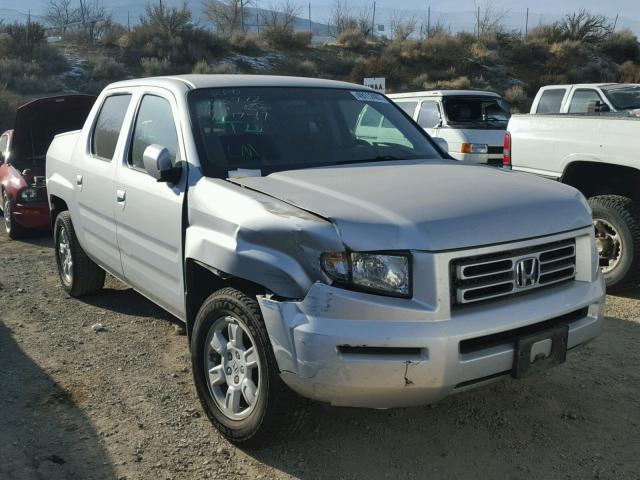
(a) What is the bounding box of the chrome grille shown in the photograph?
[451,239,576,305]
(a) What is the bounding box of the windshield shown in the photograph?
[442,96,510,129]
[188,87,442,177]
[601,84,640,110]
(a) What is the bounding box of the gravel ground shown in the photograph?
[1,230,639,480]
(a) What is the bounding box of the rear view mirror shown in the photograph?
[432,137,449,154]
[142,144,180,183]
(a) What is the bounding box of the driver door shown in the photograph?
[114,89,187,319]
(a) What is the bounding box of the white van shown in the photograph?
[388,90,510,166]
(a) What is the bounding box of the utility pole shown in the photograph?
[477,5,480,38]
[308,2,312,33]
[525,7,529,37]
[241,0,245,32]
[427,4,431,38]
[371,1,376,38]
[612,13,619,33]
[127,10,130,31]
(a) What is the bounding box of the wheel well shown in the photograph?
[562,162,640,201]
[184,259,266,338]
[49,195,68,225]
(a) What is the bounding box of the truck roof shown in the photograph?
[106,74,371,91]
[539,83,618,89]
[388,90,500,99]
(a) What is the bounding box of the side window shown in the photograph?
[536,89,566,113]
[129,95,180,170]
[395,101,418,118]
[417,101,441,128]
[91,94,132,160]
[568,89,605,113]
[355,104,412,147]
[0,134,8,154]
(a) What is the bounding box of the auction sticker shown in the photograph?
[351,91,387,103]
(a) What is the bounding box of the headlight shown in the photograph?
[320,252,411,297]
[460,143,488,154]
[19,187,39,203]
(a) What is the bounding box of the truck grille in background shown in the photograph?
[451,239,576,306]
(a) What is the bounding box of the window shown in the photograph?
[417,101,441,128]
[602,84,640,110]
[536,89,566,113]
[0,134,8,154]
[395,101,418,117]
[568,89,606,113]
[188,87,441,177]
[129,95,180,170]
[91,94,132,160]
[442,97,511,127]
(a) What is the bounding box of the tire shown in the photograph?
[191,287,308,445]
[589,195,640,290]
[3,193,24,240]
[54,211,105,297]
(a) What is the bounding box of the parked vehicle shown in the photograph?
[388,90,510,166]
[0,95,95,238]
[46,75,604,444]
[505,113,640,289]
[530,83,640,115]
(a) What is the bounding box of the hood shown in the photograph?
[12,95,95,165]
[231,160,591,252]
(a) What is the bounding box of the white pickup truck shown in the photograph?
[530,83,640,115]
[46,75,604,444]
[505,113,640,289]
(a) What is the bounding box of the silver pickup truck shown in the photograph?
[46,75,605,444]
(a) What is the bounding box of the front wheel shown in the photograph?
[589,195,640,290]
[191,287,308,445]
[54,211,105,297]
[3,193,24,240]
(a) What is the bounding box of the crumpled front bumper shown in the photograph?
[258,276,605,409]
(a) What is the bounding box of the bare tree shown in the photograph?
[389,11,415,41]
[329,0,373,38]
[559,9,613,43]
[261,0,299,32]
[46,0,79,32]
[141,1,193,37]
[473,0,509,37]
[203,0,253,34]
[78,0,111,42]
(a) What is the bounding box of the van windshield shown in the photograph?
[601,84,640,110]
[442,96,510,129]
[188,87,442,177]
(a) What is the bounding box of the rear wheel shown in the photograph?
[54,211,105,297]
[191,287,308,445]
[3,193,24,240]
[589,195,640,290]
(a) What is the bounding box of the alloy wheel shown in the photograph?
[204,315,261,420]
[3,197,11,235]
[58,226,74,285]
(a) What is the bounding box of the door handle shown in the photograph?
[76,175,83,186]
[116,190,126,203]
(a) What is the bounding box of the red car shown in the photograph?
[1,95,95,238]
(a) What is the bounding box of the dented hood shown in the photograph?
[231,160,591,252]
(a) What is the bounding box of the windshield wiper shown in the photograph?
[336,155,410,165]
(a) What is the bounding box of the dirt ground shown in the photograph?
[0,230,639,480]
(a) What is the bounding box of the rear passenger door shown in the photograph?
[76,92,133,277]
[567,89,608,113]
[114,90,187,319]
[534,88,566,114]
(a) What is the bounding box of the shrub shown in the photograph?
[211,62,239,74]
[337,29,368,50]
[0,22,46,58]
[88,56,127,80]
[262,29,311,50]
[601,29,640,64]
[503,85,530,112]
[192,60,212,74]
[618,61,640,83]
[0,85,24,131]
[228,32,261,54]
[423,76,472,90]
[141,57,175,76]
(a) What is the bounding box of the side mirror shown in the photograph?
[142,144,179,183]
[596,101,610,113]
[432,137,449,153]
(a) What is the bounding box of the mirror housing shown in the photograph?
[432,137,449,154]
[595,101,611,113]
[142,144,180,183]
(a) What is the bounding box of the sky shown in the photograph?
[1,0,640,33]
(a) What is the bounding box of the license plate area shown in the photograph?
[512,324,568,379]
